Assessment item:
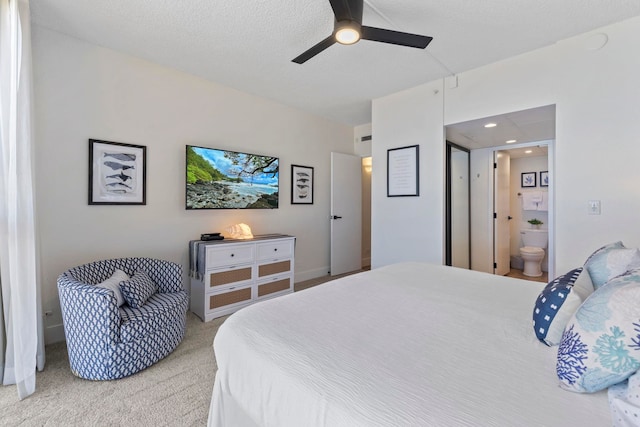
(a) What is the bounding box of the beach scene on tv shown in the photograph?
[186,145,279,209]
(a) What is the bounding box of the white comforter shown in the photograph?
[208,262,610,426]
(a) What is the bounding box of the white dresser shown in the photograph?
[190,234,295,322]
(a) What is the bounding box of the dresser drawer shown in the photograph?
[257,240,293,261]
[206,244,255,268]
[208,265,253,289]
[257,276,292,298]
[208,285,252,310]
[258,260,291,278]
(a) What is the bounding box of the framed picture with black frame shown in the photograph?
[387,144,419,197]
[521,171,536,188]
[89,139,146,205]
[540,171,549,187]
[291,164,313,204]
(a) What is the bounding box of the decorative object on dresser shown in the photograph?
[291,164,314,204]
[88,139,146,205]
[57,257,188,380]
[189,234,295,322]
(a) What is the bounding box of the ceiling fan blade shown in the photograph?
[361,26,433,49]
[292,35,336,64]
[329,0,353,22]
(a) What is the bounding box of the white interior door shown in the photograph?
[330,152,362,276]
[494,151,511,276]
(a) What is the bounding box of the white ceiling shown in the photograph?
[446,104,555,154]
[30,1,640,126]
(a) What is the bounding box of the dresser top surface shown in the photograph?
[190,234,294,247]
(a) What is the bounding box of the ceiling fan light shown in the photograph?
[335,21,361,45]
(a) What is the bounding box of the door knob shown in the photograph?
[507,216,513,220]
[332,215,342,220]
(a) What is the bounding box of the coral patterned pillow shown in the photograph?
[557,269,640,393]
[584,241,640,290]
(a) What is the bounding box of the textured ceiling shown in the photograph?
[30,0,640,126]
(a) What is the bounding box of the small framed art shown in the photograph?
[521,172,536,188]
[540,171,549,187]
[89,139,146,205]
[291,164,313,204]
[387,144,419,197]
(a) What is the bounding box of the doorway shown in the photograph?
[444,104,556,280]
[494,143,550,282]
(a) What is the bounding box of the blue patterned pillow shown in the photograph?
[557,269,640,393]
[533,267,584,346]
[119,270,158,308]
[584,241,640,290]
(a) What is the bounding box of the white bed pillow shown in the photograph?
[584,241,640,290]
[557,268,640,393]
[532,267,584,346]
[96,268,129,306]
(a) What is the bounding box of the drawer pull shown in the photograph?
[274,248,278,252]
[230,253,235,257]
[229,287,236,290]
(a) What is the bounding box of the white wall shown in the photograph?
[33,27,354,343]
[510,154,549,254]
[372,16,640,275]
[371,81,444,267]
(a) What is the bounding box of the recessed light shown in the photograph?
[506,139,517,144]
[484,123,497,128]
[525,150,533,154]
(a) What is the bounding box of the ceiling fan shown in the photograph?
[292,0,433,64]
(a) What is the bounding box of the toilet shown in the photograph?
[520,229,548,277]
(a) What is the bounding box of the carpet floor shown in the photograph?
[0,312,226,426]
[0,271,364,426]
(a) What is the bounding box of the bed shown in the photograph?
[207,262,610,426]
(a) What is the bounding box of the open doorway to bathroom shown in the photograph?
[445,104,555,282]
[495,143,550,283]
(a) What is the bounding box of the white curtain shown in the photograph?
[0,0,43,400]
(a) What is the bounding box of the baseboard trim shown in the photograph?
[294,266,330,283]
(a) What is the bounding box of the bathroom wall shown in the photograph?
[510,154,549,269]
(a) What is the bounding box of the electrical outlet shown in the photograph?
[588,200,601,215]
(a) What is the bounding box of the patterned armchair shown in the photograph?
[57,257,189,380]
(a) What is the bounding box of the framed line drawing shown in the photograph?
[89,139,146,205]
[291,164,313,204]
[540,171,549,187]
[387,144,419,197]
[521,171,536,188]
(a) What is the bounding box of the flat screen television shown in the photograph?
[186,145,279,209]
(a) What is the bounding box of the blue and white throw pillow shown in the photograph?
[533,267,584,346]
[557,268,640,393]
[119,270,158,308]
[96,269,129,306]
[584,241,640,290]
